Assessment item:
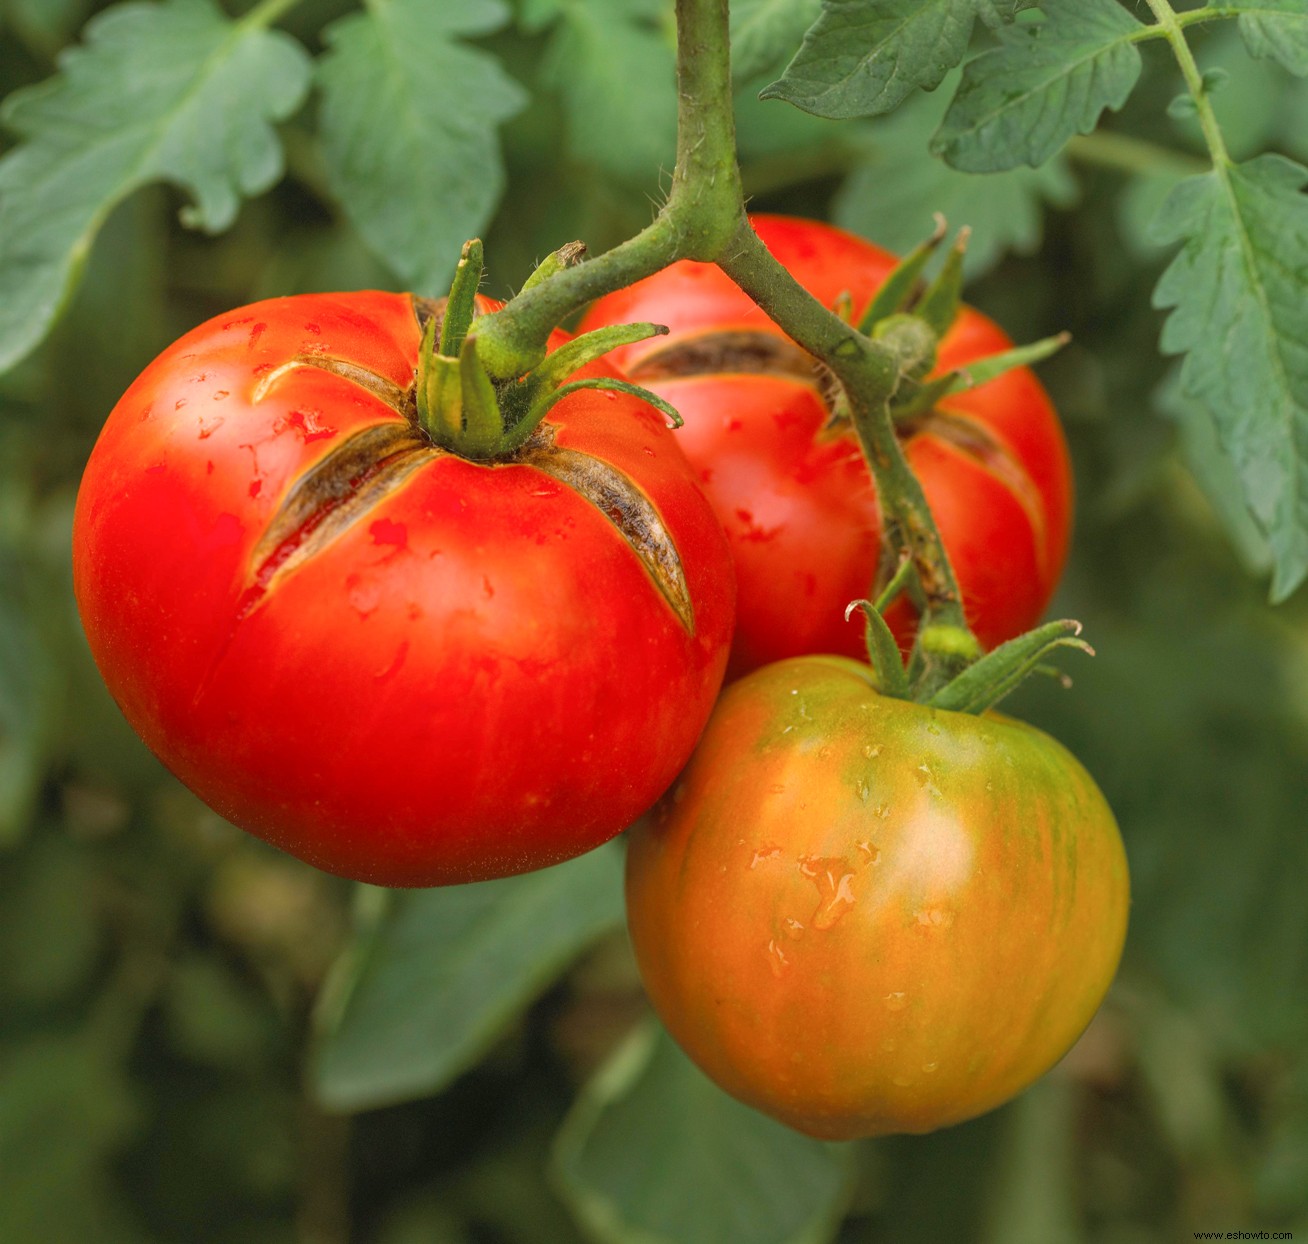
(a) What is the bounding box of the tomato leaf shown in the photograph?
[1150,154,1308,601]
[553,1022,855,1244]
[0,0,311,376]
[931,0,1145,173]
[316,0,524,297]
[759,0,1036,120]
[1229,0,1308,77]
[538,0,677,183]
[311,844,624,1112]
[833,84,1077,279]
[730,0,822,83]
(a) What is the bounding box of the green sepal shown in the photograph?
[915,228,968,339]
[440,239,484,359]
[892,332,1071,422]
[873,553,917,615]
[846,600,909,700]
[521,322,669,401]
[521,241,587,295]
[856,215,946,334]
[926,620,1093,715]
[456,336,505,460]
[417,349,464,447]
[517,377,684,443]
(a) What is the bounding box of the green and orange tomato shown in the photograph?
[626,655,1129,1139]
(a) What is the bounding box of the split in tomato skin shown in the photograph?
[73,291,736,887]
[578,215,1074,676]
[625,656,1129,1140]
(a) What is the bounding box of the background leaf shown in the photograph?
[553,1022,854,1244]
[317,0,525,295]
[538,0,677,183]
[1150,154,1308,600]
[0,0,311,373]
[932,0,1144,172]
[312,843,625,1112]
[1231,0,1308,78]
[833,83,1077,279]
[730,0,823,83]
[759,0,1033,120]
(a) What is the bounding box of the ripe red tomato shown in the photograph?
[579,215,1073,675]
[625,656,1129,1139]
[73,291,735,887]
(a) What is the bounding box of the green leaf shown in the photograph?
[317,0,525,296]
[1155,368,1273,577]
[1230,0,1308,77]
[553,1022,854,1244]
[730,0,822,83]
[540,0,677,182]
[759,0,1036,120]
[312,843,625,1111]
[1150,154,1308,600]
[932,0,1145,173]
[0,0,311,375]
[833,85,1077,279]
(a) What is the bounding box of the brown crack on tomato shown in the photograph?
[252,355,414,420]
[237,423,437,617]
[518,426,696,635]
[628,329,820,385]
[900,409,1048,563]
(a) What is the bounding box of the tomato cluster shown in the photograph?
[579,215,1073,675]
[73,217,1127,1139]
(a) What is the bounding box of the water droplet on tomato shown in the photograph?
[922,1062,938,1074]
[799,856,857,930]
[892,1074,914,1088]
[213,390,229,401]
[857,841,880,865]
[883,992,907,1011]
[767,939,790,976]
[862,743,881,758]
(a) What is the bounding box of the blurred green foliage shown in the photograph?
[2,0,1308,1241]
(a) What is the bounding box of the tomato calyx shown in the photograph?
[242,295,700,635]
[413,239,685,462]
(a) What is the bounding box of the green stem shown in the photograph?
[1142,0,1232,169]
[1065,131,1207,179]
[475,0,978,685]
[237,0,305,32]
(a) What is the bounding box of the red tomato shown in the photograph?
[579,215,1073,676]
[73,291,735,887]
[626,656,1129,1139]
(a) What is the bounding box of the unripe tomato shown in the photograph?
[625,657,1129,1139]
[73,291,735,887]
[579,215,1073,676]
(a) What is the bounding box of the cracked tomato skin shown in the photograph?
[626,656,1129,1140]
[72,291,735,887]
[578,215,1073,676]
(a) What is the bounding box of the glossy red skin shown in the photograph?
[626,657,1130,1139]
[73,291,735,887]
[579,215,1073,675]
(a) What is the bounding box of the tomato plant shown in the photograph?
[580,215,1073,675]
[72,290,735,887]
[625,655,1129,1140]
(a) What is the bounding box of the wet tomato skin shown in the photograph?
[579,215,1073,675]
[73,291,735,887]
[625,656,1129,1140]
